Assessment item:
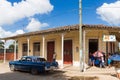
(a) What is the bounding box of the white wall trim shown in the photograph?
[73,61,80,67]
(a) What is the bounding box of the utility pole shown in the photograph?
[79,0,83,72]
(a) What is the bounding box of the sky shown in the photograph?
[0,0,120,39]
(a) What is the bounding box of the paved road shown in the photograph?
[0,63,68,80]
[0,63,120,80]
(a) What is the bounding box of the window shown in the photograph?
[37,58,46,62]
[22,43,28,52]
[33,42,40,52]
[26,57,32,62]
[21,57,26,61]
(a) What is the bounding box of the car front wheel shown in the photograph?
[10,65,15,71]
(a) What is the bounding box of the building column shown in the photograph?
[27,37,30,56]
[3,40,6,63]
[61,33,64,68]
[14,40,17,61]
[83,30,86,71]
[42,35,45,57]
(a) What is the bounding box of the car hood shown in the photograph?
[9,60,19,64]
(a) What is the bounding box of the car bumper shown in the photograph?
[45,66,58,71]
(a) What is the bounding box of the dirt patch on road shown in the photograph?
[68,76,99,80]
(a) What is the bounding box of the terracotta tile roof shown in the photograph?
[83,24,120,29]
[1,24,120,40]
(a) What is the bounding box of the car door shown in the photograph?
[13,57,26,70]
[19,57,32,71]
[15,57,30,71]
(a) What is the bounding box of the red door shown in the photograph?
[64,40,72,64]
[47,41,55,62]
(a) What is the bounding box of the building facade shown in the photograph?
[2,24,120,67]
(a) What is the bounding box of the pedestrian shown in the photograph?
[89,52,95,66]
[100,56,105,68]
[53,52,57,62]
[107,53,112,68]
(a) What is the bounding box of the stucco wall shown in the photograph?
[17,31,79,62]
[85,30,109,63]
[16,29,119,67]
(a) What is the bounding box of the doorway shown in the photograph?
[33,42,40,56]
[64,40,73,64]
[89,39,98,53]
[47,41,55,62]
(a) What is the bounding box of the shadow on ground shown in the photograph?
[0,70,100,80]
[0,70,68,80]
[68,76,99,80]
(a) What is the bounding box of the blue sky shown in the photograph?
[0,0,120,38]
[82,0,117,25]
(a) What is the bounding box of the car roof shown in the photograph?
[22,56,44,59]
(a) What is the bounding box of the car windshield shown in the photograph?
[21,57,26,61]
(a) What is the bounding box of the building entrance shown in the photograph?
[89,39,98,54]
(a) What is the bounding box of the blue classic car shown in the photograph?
[9,56,58,74]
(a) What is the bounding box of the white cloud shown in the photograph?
[0,0,53,25]
[0,26,25,48]
[12,30,25,36]
[0,27,24,38]
[26,18,49,32]
[96,1,120,25]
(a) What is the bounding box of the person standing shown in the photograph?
[89,52,95,66]
[100,56,105,68]
[53,52,57,62]
[107,53,112,68]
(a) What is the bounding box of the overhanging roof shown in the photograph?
[1,24,120,40]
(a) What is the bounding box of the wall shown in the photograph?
[85,30,107,63]
[17,30,80,66]
[16,29,120,67]
[0,53,18,60]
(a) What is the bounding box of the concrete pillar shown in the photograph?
[27,37,30,56]
[3,40,6,63]
[61,33,64,68]
[42,35,45,57]
[83,30,86,71]
[14,40,17,61]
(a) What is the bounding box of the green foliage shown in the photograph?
[8,43,18,53]
[9,44,14,49]
[0,41,4,49]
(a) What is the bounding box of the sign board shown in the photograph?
[103,35,116,42]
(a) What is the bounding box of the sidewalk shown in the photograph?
[59,65,120,80]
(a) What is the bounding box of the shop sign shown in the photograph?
[103,35,116,42]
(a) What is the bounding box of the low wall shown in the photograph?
[0,53,18,61]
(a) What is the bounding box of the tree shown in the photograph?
[8,42,18,53]
[9,44,14,49]
[0,41,4,49]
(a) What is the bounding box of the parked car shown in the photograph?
[9,56,58,75]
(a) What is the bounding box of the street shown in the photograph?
[0,63,68,80]
[0,63,120,80]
